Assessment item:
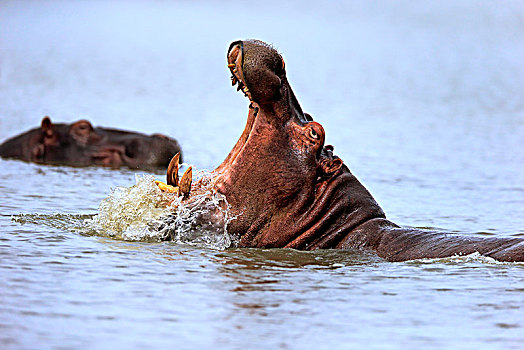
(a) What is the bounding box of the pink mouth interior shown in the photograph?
[214,106,256,174]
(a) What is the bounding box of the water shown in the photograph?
[1,1,523,349]
[81,173,234,246]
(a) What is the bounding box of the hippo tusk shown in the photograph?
[155,180,178,194]
[167,153,180,186]
[228,63,236,68]
[179,166,193,199]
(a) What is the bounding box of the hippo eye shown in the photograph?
[72,120,93,136]
[309,128,319,140]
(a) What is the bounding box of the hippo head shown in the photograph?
[0,116,182,170]
[213,40,384,249]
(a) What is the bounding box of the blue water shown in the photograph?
[1,1,523,349]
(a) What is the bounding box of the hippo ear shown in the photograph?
[30,116,55,160]
[40,116,59,146]
[321,157,343,176]
[41,116,54,137]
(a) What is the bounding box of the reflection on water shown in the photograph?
[1,0,523,349]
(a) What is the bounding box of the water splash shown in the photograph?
[84,171,236,248]
[12,213,95,233]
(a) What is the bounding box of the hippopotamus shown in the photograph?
[0,116,182,170]
[171,39,523,262]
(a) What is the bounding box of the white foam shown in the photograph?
[84,172,235,249]
[407,252,523,265]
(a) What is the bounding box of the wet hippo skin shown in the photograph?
[207,39,523,262]
[0,116,182,170]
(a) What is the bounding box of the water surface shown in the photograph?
[1,1,523,349]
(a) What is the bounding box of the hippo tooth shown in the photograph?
[228,63,236,68]
[167,152,180,187]
[231,76,238,85]
[179,166,193,199]
[155,180,178,194]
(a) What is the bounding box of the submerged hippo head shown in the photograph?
[0,116,182,170]
[213,40,385,248]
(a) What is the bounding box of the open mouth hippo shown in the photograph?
[165,39,523,262]
[0,116,182,170]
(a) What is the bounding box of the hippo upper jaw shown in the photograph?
[219,39,329,173]
[227,40,311,126]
